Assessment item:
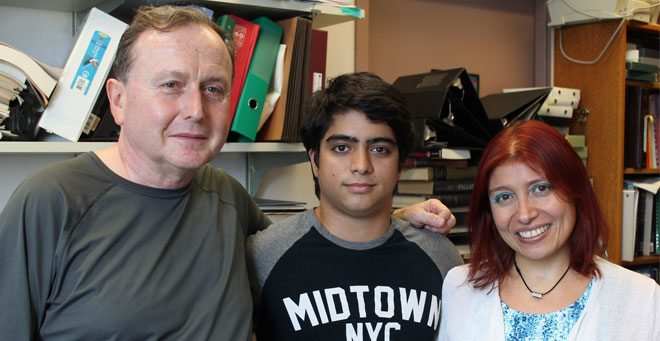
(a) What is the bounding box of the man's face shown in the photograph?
[111,24,233,177]
[310,109,400,219]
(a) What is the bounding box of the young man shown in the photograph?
[247,72,463,340]
[0,7,455,340]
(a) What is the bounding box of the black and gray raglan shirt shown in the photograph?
[246,210,463,340]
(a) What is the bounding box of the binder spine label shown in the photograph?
[70,31,110,95]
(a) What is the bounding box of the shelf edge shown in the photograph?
[0,141,306,153]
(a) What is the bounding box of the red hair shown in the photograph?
[467,120,608,290]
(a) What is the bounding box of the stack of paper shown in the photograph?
[0,43,61,139]
[0,43,58,108]
[254,197,306,212]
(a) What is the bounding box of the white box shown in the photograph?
[39,8,128,142]
[547,0,624,27]
[547,0,660,27]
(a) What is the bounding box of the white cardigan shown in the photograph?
[438,258,660,340]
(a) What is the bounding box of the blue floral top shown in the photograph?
[501,277,594,340]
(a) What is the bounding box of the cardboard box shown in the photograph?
[39,8,127,141]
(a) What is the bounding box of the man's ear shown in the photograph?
[106,78,126,126]
[308,149,319,177]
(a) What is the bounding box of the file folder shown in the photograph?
[309,29,328,94]
[622,188,639,262]
[219,15,259,125]
[229,16,283,142]
[256,17,311,142]
[481,87,550,127]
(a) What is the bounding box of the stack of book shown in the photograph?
[447,206,470,262]
[626,61,659,83]
[394,147,475,209]
[394,147,477,261]
[566,134,588,168]
[0,42,59,140]
[626,44,660,83]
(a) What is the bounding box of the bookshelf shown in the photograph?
[553,19,660,266]
[0,0,363,30]
[0,0,360,209]
[2,0,363,18]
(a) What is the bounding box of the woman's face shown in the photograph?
[487,161,576,262]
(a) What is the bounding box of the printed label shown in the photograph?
[70,30,110,95]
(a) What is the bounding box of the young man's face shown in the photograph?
[310,109,400,219]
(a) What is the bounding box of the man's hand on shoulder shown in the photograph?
[392,199,456,234]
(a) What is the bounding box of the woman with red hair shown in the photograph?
[438,120,659,340]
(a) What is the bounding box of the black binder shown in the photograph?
[393,68,499,149]
[480,87,551,128]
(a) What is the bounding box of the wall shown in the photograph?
[356,0,548,96]
[0,5,75,68]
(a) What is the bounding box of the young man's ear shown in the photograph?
[308,149,319,177]
[106,78,126,126]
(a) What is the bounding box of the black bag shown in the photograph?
[3,83,43,140]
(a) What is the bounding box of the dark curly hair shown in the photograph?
[300,72,416,198]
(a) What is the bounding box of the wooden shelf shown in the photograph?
[626,21,660,35]
[553,19,659,266]
[0,141,305,154]
[625,80,660,89]
[622,256,660,266]
[624,168,660,175]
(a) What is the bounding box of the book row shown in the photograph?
[622,178,660,262]
[625,87,660,169]
[0,7,328,143]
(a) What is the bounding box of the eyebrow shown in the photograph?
[153,69,186,81]
[488,177,547,195]
[325,134,396,146]
[153,69,230,84]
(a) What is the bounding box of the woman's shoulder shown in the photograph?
[445,264,472,287]
[595,257,660,293]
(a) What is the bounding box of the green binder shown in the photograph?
[229,17,283,142]
[215,14,235,46]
